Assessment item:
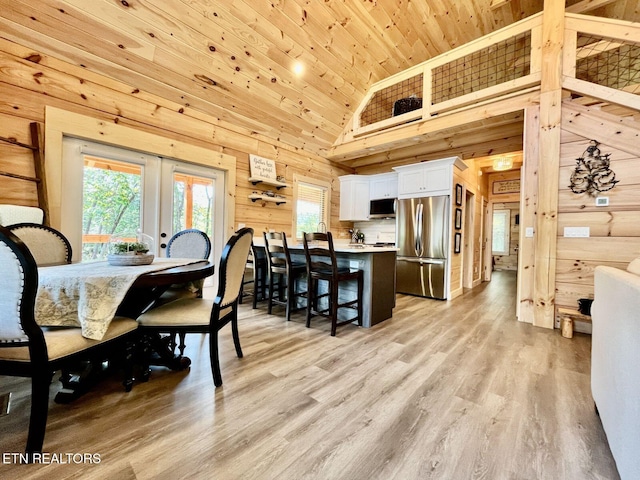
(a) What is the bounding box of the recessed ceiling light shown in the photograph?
[367,147,376,151]
[293,62,304,76]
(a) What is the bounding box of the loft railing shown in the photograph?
[347,13,640,142]
[563,14,640,112]
[351,13,543,137]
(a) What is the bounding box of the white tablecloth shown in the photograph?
[36,258,201,340]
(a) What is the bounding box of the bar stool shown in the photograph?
[240,242,268,308]
[264,232,307,321]
[303,231,363,336]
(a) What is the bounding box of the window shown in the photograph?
[492,209,510,255]
[293,175,330,239]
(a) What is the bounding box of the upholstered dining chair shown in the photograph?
[0,226,139,458]
[163,228,212,354]
[166,228,211,259]
[137,227,254,387]
[8,223,72,266]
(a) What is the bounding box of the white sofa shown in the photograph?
[591,259,640,480]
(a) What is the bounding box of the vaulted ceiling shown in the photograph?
[1,0,638,157]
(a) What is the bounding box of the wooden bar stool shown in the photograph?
[264,232,307,321]
[240,242,268,308]
[303,231,363,336]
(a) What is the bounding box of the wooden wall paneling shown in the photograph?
[557,211,640,236]
[558,186,640,212]
[559,157,640,192]
[555,258,630,286]
[0,143,33,178]
[518,106,540,324]
[561,102,640,157]
[556,236,640,263]
[559,138,637,167]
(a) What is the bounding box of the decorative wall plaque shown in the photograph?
[569,140,618,197]
[492,179,520,194]
[249,154,277,181]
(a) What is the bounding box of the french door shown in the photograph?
[61,137,225,266]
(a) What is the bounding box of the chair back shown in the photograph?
[0,226,43,350]
[8,223,72,266]
[167,229,211,259]
[216,228,254,307]
[263,232,293,273]
[303,231,338,277]
[0,205,44,226]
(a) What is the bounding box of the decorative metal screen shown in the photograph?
[576,34,640,94]
[359,74,423,127]
[431,31,531,105]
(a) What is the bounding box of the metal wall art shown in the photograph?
[569,140,618,196]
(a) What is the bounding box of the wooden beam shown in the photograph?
[534,0,564,329]
[490,0,512,9]
[328,91,538,162]
[565,0,618,14]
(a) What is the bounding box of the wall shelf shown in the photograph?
[248,193,287,205]
[248,176,289,189]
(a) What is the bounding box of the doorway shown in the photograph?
[60,137,225,264]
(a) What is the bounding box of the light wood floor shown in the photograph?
[0,272,619,479]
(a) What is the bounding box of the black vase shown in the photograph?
[578,298,593,316]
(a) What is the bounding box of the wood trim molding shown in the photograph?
[44,106,237,240]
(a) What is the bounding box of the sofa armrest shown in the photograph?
[591,265,640,480]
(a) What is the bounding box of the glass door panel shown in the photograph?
[81,156,142,261]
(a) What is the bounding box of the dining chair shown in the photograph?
[8,223,72,266]
[0,226,139,459]
[303,231,363,336]
[137,227,254,387]
[0,204,44,226]
[166,228,211,259]
[264,232,307,322]
[163,228,212,354]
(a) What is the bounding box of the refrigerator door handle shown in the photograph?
[416,203,424,257]
[398,257,446,265]
[413,204,420,256]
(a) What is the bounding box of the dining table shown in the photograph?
[35,257,214,401]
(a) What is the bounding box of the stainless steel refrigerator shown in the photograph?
[396,196,449,299]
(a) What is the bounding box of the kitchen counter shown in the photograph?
[252,238,396,327]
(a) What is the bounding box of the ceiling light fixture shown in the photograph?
[293,62,304,76]
[493,156,513,171]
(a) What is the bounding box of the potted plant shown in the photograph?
[108,237,154,265]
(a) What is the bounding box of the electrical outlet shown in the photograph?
[563,227,590,238]
[525,227,534,238]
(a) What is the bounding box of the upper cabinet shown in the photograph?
[394,157,467,199]
[369,172,398,200]
[339,175,370,221]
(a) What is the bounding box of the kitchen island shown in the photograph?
[253,240,397,328]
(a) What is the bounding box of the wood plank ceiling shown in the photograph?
[0,0,638,159]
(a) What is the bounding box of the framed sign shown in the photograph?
[454,232,462,254]
[492,179,520,195]
[249,154,277,181]
[455,208,462,230]
[455,184,463,206]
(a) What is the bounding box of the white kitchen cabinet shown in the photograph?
[369,172,398,200]
[339,175,370,221]
[394,157,467,198]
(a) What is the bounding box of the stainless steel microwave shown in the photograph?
[369,198,396,218]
